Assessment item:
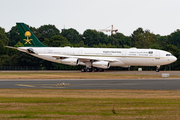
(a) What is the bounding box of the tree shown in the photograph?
[0,54,11,66]
[14,42,24,47]
[42,38,50,46]
[156,35,168,49]
[124,36,132,47]
[79,40,84,47]
[131,28,157,48]
[149,44,161,49]
[164,44,179,57]
[61,28,81,44]
[98,32,109,45]
[49,35,71,47]
[108,36,118,48]
[6,25,21,46]
[110,32,129,48]
[17,52,40,66]
[164,44,180,70]
[0,40,6,55]
[131,27,144,46]
[0,40,17,66]
[168,29,180,48]
[30,26,42,40]
[82,29,100,47]
[0,27,9,45]
[38,24,61,42]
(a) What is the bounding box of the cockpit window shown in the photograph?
[166,54,173,56]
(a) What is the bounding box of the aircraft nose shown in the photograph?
[172,56,177,62]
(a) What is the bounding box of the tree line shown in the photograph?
[0,23,180,70]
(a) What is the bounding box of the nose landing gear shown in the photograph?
[156,65,160,72]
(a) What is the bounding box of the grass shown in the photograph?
[0,72,180,119]
[0,89,180,119]
[0,72,180,79]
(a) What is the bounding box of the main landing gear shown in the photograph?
[156,65,160,72]
[81,68,104,72]
[81,68,92,72]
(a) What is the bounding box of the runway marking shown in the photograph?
[33,84,66,88]
[16,84,35,87]
[16,84,66,88]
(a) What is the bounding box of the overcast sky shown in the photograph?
[0,0,180,36]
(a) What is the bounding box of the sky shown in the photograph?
[0,0,180,36]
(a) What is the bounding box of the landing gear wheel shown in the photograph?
[156,69,159,72]
[93,68,99,72]
[99,69,104,72]
[81,68,86,72]
[87,68,92,72]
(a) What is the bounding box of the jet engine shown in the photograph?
[92,61,110,69]
[61,58,79,66]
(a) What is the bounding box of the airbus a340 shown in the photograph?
[6,23,177,72]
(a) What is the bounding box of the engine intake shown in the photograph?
[61,58,79,66]
[92,61,110,69]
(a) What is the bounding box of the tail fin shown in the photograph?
[16,23,47,47]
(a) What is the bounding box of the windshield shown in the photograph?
[166,54,173,56]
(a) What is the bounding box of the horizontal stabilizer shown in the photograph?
[4,46,18,49]
[4,46,28,53]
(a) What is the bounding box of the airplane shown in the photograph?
[5,23,177,72]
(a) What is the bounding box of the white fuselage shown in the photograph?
[18,47,177,68]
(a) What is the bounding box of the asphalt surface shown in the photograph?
[1,71,180,75]
[0,79,180,90]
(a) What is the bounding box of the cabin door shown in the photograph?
[122,51,126,56]
[156,52,160,57]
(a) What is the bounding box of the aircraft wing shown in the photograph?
[5,47,119,62]
[38,53,119,62]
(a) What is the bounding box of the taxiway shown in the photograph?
[0,79,180,90]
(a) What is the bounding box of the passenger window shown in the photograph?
[166,54,170,56]
[149,51,153,54]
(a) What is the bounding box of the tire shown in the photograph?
[93,68,98,72]
[87,68,92,72]
[156,69,159,72]
[99,69,104,72]
[81,68,86,72]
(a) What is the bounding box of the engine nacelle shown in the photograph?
[61,58,79,66]
[92,61,110,69]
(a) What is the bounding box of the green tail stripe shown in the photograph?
[17,23,47,47]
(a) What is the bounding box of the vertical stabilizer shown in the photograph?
[16,23,47,47]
